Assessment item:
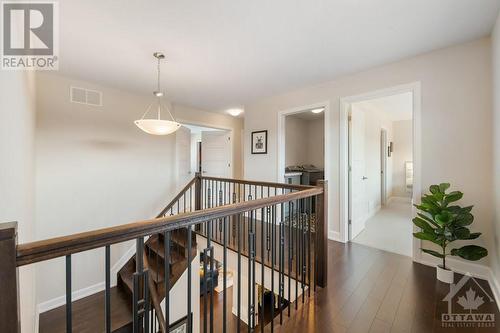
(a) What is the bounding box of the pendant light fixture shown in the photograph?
[135,52,181,135]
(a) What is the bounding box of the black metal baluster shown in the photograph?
[301,199,306,304]
[202,245,208,333]
[270,205,275,333]
[105,246,111,333]
[308,196,312,297]
[295,199,299,310]
[279,201,284,324]
[164,231,170,333]
[247,211,251,333]
[223,216,228,333]
[66,255,72,333]
[187,227,192,333]
[260,206,265,333]
[237,212,242,333]
[288,197,292,317]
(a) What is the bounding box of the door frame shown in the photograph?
[177,118,234,179]
[276,101,332,236]
[339,82,421,261]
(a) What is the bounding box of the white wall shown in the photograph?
[0,71,37,332]
[491,13,500,286]
[392,120,413,198]
[244,38,493,267]
[285,116,308,166]
[285,116,324,168]
[307,118,325,168]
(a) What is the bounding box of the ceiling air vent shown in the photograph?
[70,86,103,107]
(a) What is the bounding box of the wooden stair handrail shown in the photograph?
[16,187,323,266]
[157,177,197,218]
[200,175,316,191]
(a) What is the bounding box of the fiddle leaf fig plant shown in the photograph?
[412,183,488,269]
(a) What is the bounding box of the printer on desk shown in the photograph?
[285,164,324,185]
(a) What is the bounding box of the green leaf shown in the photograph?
[417,213,440,227]
[454,227,470,239]
[412,217,434,233]
[421,248,445,258]
[413,232,437,242]
[429,185,440,195]
[439,183,451,193]
[456,213,473,226]
[451,245,488,261]
[465,232,481,240]
[444,191,463,204]
[435,212,452,226]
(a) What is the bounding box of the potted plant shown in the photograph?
[413,183,488,283]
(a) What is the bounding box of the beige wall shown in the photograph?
[492,14,500,283]
[0,71,37,332]
[285,116,324,168]
[244,38,493,267]
[307,118,325,168]
[392,120,413,198]
[285,116,308,166]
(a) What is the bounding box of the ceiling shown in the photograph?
[181,123,224,134]
[289,110,325,121]
[58,0,500,112]
[353,92,413,121]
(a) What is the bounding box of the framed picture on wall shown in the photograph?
[251,130,268,154]
[169,313,192,333]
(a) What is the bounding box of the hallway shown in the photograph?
[352,200,413,257]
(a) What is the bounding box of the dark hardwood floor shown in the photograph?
[39,240,500,333]
[262,241,500,332]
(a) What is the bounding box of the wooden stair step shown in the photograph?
[146,236,185,264]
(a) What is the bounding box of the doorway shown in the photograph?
[176,123,232,189]
[340,83,421,258]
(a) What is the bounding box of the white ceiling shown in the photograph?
[181,123,223,134]
[353,92,413,121]
[58,0,500,111]
[289,110,325,121]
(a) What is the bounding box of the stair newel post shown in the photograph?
[315,180,328,288]
[0,222,20,333]
[195,172,202,211]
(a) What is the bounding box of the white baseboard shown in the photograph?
[328,230,343,242]
[110,243,137,285]
[388,196,412,204]
[487,269,500,308]
[37,241,138,315]
[415,253,500,306]
[416,252,491,280]
[37,281,105,314]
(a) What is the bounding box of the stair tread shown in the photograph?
[146,236,185,263]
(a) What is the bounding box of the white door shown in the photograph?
[349,107,369,239]
[201,131,231,177]
[176,126,192,188]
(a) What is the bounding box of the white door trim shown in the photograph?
[339,82,422,261]
[177,118,234,179]
[276,101,333,238]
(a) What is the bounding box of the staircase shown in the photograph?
[17,175,328,333]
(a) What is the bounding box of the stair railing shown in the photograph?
[0,173,327,333]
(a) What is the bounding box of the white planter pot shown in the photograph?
[436,265,454,283]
